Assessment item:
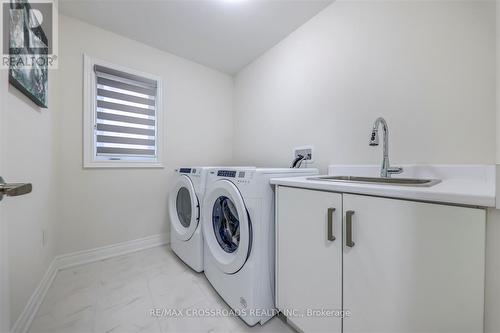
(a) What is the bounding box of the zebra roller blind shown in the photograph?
[94,64,158,161]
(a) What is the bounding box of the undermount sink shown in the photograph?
[308,175,441,187]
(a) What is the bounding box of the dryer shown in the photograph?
[202,167,318,326]
[169,167,211,272]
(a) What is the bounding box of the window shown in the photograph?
[83,55,163,168]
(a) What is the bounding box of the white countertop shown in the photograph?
[270,165,496,207]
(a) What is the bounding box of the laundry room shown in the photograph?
[0,1,499,333]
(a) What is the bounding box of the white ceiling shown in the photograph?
[59,0,333,74]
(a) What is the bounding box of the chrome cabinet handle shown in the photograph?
[327,208,336,241]
[346,210,355,247]
[0,177,32,201]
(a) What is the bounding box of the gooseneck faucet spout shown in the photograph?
[369,117,403,178]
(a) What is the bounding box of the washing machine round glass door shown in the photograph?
[203,179,251,274]
[169,175,199,241]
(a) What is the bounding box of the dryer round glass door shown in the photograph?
[203,180,251,274]
[176,187,192,227]
[168,175,199,241]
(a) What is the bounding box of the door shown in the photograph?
[168,175,199,241]
[342,194,485,333]
[202,179,251,274]
[276,186,342,333]
[0,69,7,333]
[0,73,33,331]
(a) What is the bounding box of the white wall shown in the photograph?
[487,2,500,332]
[497,0,500,165]
[0,67,59,326]
[234,0,495,172]
[56,15,234,255]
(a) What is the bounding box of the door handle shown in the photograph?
[346,210,355,247]
[0,177,32,201]
[327,207,336,241]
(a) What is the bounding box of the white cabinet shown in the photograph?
[276,187,343,333]
[276,187,486,333]
[342,194,485,333]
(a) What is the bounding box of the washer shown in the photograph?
[169,167,212,272]
[202,167,318,326]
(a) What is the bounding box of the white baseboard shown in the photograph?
[11,233,169,333]
[56,233,169,270]
[10,260,58,333]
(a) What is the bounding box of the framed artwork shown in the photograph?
[8,0,48,108]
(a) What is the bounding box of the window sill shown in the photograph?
[83,161,164,169]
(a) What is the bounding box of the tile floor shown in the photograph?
[28,246,295,333]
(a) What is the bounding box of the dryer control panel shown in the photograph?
[178,168,200,175]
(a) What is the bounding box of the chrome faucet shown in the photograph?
[369,117,403,178]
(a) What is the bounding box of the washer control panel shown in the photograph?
[217,170,237,178]
[214,169,253,184]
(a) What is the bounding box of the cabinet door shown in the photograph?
[342,194,485,333]
[276,186,342,333]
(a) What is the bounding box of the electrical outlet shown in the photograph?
[41,229,46,248]
[293,146,314,164]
